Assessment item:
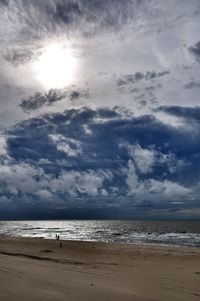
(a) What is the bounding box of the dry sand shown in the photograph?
[0,236,200,301]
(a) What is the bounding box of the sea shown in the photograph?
[0,220,200,247]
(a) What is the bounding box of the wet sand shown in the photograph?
[0,236,200,301]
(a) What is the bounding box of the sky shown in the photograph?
[0,0,200,220]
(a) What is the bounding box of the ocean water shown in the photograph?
[0,220,200,247]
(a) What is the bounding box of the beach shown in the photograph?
[0,236,200,301]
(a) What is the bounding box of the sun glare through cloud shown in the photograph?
[33,44,77,89]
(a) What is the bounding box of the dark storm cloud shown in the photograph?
[156,106,200,122]
[189,41,200,61]
[117,71,169,87]
[4,107,192,172]
[1,106,200,218]
[5,107,199,183]
[20,88,89,112]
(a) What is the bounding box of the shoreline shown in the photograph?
[1,233,199,249]
[1,236,200,301]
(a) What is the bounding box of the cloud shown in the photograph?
[120,143,156,174]
[0,1,200,219]
[120,142,187,175]
[145,179,190,201]
[0,105,198,218]
[0,158,113,202]
[53,1,82,25]
[49,134,82,157]
[61,0,139,34]
[35,189,53,199]
[50,169,112,197]
[117,70,169,87]
[3,49,36,66]
[125,160,141,195]
[189,41,200,61]
[4,107,200,185]
[123,158,190,202]
[0,162,47,195]
[20,89,67,112]
[0,0,140,45]
[0,135,8,156]
[131,145,155,174]
[184,81,200,89]
[20,88,89,112]
[7,107,199,178]
[0,0,199,130]
[0,0,9,6]
[155,106,200,122]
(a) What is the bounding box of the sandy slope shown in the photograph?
[0,236,200,301]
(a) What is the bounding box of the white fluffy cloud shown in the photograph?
[0,162,50,195]
[0,135,8,155]
[50,170,112,197]
[0,159,112,200]
[123,156,190,202]
[121,142,186,175]
[35,189,53,199]
[130,144,155,174]
[120,142,156,174]
[49,134,82,157]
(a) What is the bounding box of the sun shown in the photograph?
[33,44,77,89]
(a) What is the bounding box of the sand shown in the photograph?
[0,236,200,301]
